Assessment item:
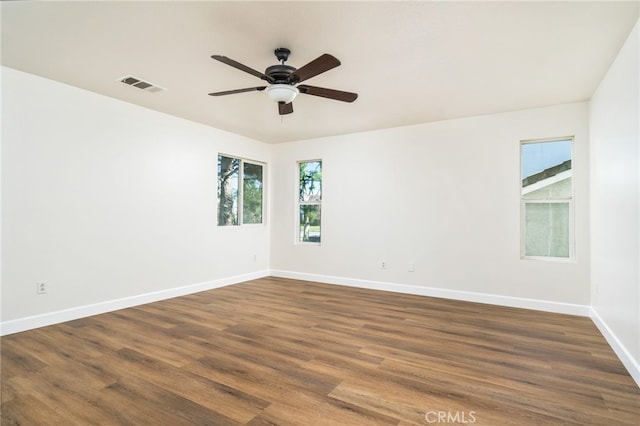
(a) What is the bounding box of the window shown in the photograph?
[298,160,322,243]
[217,155,264,226]
[520,138,573,259]
[242,162,264,224]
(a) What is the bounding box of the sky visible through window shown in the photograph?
[521,139,572,178]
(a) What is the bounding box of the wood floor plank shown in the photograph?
[106,347,269,423]
[2,277,639,425]
[98,375,240,426]
[1,394,71,426]
[8,368,122,425]
[0,338,48,380]
[248,389,399,426]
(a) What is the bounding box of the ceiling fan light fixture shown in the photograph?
[267,84,299,104]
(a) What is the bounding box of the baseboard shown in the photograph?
[0,270,270,336]
[269,269,591,316]
[590,307,640,387]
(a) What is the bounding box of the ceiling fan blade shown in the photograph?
[298,85,358,102]
[289,54,340,84]
[211,55,274,83]
[278,102,294,115]
[208,86,267,96]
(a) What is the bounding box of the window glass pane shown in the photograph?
[299,205,321,243]
[218,155,238,226]
[521,140,572,199]
[524,202,570,257]
[299,161,322,202]
[243,162,263,224]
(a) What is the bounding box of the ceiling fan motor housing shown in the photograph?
[265,64,297,84]
[267,48,299,84]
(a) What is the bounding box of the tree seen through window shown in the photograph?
[218,155,263,226]
[299,161,322,243]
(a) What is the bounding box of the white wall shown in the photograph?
[589,19,640,385]
[0,67,593,337]
[271,103,590,312]
[1,67,271,331]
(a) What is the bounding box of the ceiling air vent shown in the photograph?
[118,75,165,93]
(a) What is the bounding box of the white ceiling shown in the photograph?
[2,1,638,143]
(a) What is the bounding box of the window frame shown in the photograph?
[217,154,265,227]
[296,159,322,245]
[520,137,575,261]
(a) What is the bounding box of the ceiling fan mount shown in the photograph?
[208,47,358,116]
[274,47,291,63]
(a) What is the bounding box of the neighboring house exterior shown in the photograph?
[522,160,572,258]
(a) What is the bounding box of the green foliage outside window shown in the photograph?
[218,155,239,226]
[218,155,263,226]
[243,162,263,224]
[299,161,322,242]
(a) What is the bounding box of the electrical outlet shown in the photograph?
[381,260,387,270]
[408,262,415,272]
[36,281,47,295]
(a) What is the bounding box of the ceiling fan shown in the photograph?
[208,48,358,115]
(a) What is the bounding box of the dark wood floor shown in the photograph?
[2,277,638,425]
